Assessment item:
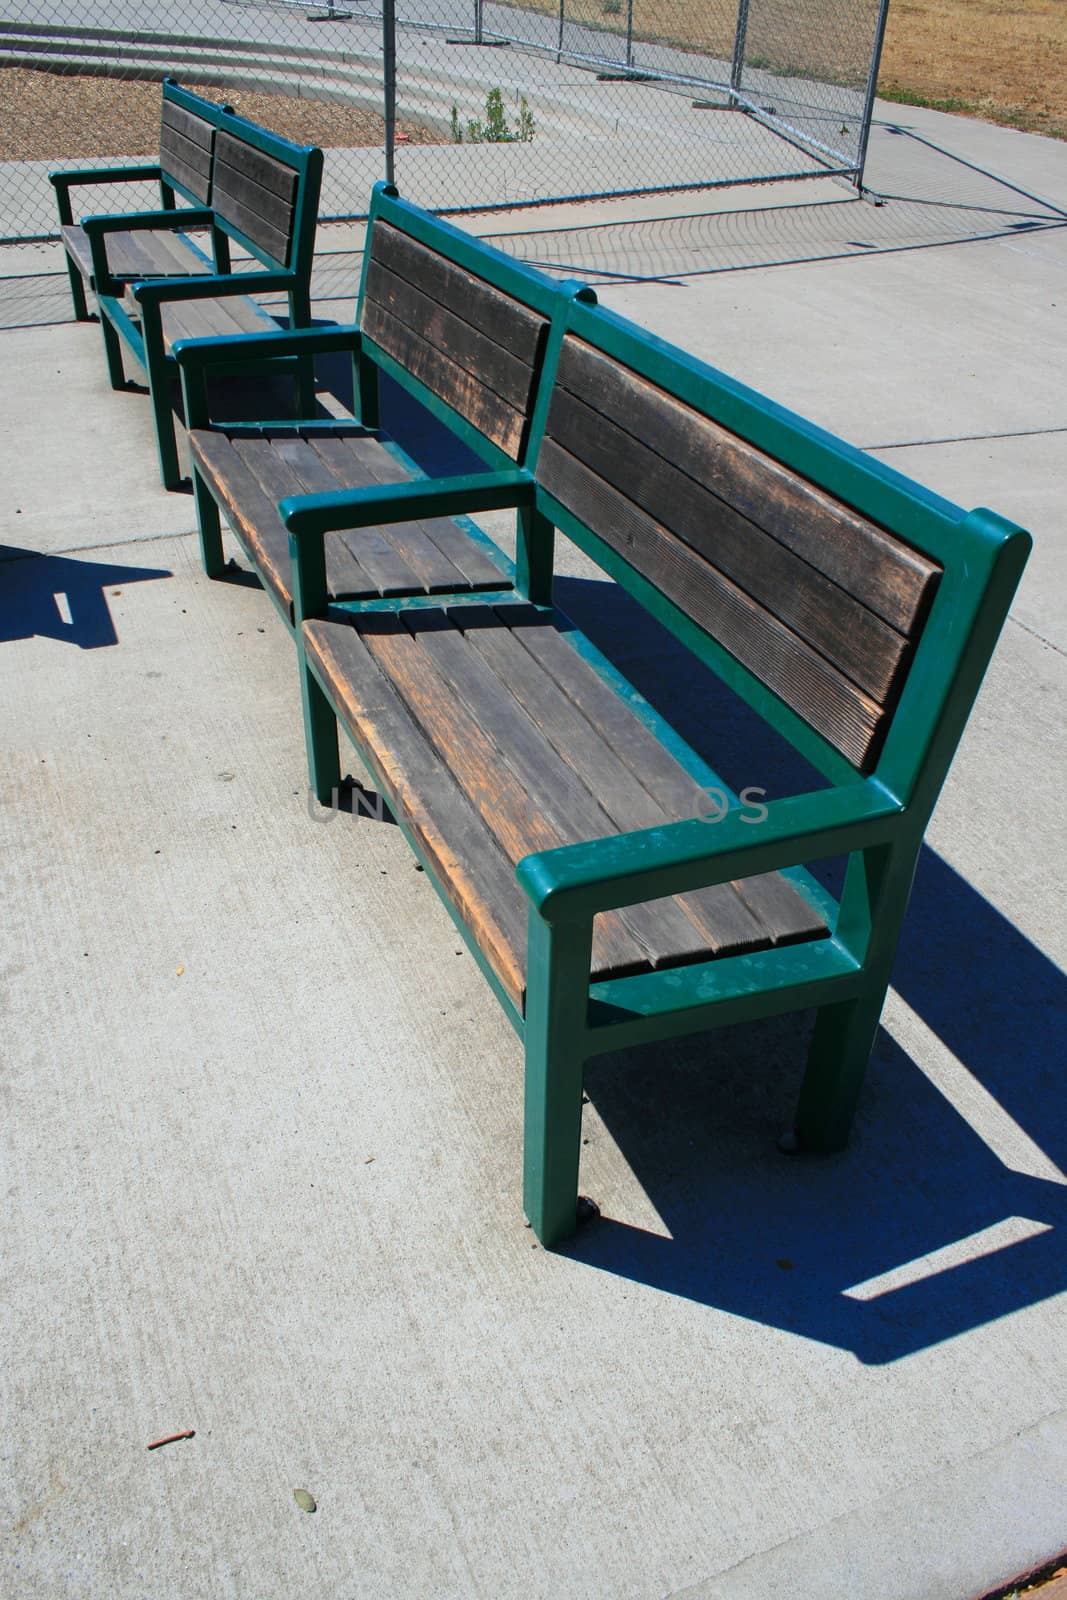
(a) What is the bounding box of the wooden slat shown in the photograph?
[363,613,649,980]
[306,436,475,596]
[158,294,276,353]
[487,605,829,948]
[112,229,208,285]
[370,221,546,366]
[540,438,887,769]
[60,224,92,283]
[449,604,776,955]
[304,617,529,1006]
[211,132,298,264]
[400,610,737,971]
[362,299,526,458]
[557,337,940,636]
[307,434,510,594]
[267,436,426,598]
[229,437,373,598]
[159,106,213,202]
[547,384,910,704]
[364,262,536,411]
[191,428,310,609]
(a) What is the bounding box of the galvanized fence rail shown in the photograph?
[0,0,888,241]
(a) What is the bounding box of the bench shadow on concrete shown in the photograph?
[0,544,170,649]
[551,573,1067,1366]
[349,375,1066,1366]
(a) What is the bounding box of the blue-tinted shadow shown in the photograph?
[0,545,170,649]
[545,574,1067,1362]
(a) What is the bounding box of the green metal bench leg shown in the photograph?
[300,656,341,807]
[99,310,125,390]
[794,980,891,1152]
[793,841,917,1152]
[191,466,226,578]
[522,912,593,1247]
[66,259,91,323]
[141,305,182,490]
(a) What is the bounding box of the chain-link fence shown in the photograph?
[1,0,888,240]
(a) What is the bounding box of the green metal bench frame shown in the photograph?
[172,184,594,629]
[63,102,322,492]
[280,269,1028,1251]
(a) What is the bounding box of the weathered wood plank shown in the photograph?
[306,435,471,595]
[456,604,827,951]
[400,609,722,971]
[191,428,306,609]
[362,300,526,458]
[363,613,648,980]
[370,220,546,366]
[211,133,298,263]
[449,604,773,956]
[229,436,373,600]
[304,616,529,1006]
[159,108,214,201]
[547,384,910,704]
[158,294,275,353]
[507,609,826,944]
[215,132,301,201]
[308,434,510,594]
[364,262,535,411]
[557,337,941,635]
[268,435,428,597]
[539,438,887,769]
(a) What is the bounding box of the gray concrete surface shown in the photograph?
[2,103,1066,1600]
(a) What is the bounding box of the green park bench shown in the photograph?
[277,278,1030,1247]
[51,82,322,492]
[172,184,592,625]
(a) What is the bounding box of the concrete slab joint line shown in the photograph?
[665,1409,1067,1600]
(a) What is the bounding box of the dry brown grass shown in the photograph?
[879,0,1067,140]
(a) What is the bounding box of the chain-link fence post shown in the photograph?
[383,0,396,187]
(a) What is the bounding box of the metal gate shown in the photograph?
[0,0,889,240]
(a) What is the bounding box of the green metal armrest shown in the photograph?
[50,164,165,225]
[83,211,216,295]
[516,780,904,923]
[50,164,164,189]
[130,271,293,307]
[174,323,362,370]
[284,469,535,620]
[82,207,215,236]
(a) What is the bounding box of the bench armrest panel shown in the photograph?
[283,469,535,541]
[174,323,362,369]
[516,781,903,922]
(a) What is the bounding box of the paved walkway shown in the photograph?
[1,101,1065,1600]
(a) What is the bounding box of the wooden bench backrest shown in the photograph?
[355,187,591,468]
[538,332,941,771]
[209,119,322,274]
[159,99,214,204]
[158,80,228,205]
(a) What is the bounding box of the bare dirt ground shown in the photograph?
[0,68,442,161]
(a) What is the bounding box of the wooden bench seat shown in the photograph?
[60,223,211,287]
[306,603,829,1008]
[135,291,279,352]
[190,427,513,611]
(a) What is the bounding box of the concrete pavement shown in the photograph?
[1,101,1065,1600]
